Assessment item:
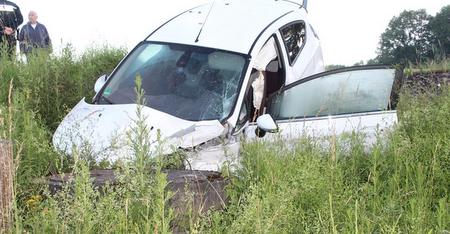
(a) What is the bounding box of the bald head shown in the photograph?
[28,11,38,24]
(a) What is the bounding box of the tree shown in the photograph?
[377,9,434,65]
[325,64,346,71]
[366,58,379,65]
[429,5,450,57]
[353,60,365,66]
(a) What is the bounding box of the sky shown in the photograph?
[13,0,449,65]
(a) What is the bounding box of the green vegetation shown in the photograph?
[376,5,450,65]
[200,85,449,233]
[429,5,450,57]
[0,49,449,233]
[0,46,126,131]
[0,46,126,202]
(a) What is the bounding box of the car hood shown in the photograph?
[52,98,225,162]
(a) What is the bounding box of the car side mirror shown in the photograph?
[256,114,278,136]
[94,74,108,93]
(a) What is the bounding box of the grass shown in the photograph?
[0,46,126,201]
[0,45,126,131]
[0,47,449,233]
[199,86,449,233]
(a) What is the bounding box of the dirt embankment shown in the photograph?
[404,71,450,90]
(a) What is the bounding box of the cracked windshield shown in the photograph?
[100,42,247,121]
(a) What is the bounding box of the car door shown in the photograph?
[279,19,324,85]
[245,65,403,144]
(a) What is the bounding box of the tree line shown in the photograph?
[326,5,449,69]
[374,5,449,65]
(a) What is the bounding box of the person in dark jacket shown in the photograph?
[0,0,23,57]
[19,10,51,56]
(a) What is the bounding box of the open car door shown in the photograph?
[245,65,403,143]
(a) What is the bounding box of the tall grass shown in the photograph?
[0,46,125,209]
[0,47,448,232]
[3,74,174,233]
[0,45,126,131]
[199,86,450,233]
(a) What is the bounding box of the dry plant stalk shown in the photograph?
[0,79,14,230]
[8,78,13,140]
[0,140,13,231]
[0,109,4,140]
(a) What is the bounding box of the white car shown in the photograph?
[53,0,400,171]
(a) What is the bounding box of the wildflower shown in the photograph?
[26,195,43,210]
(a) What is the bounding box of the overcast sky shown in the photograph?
[14,0,449,65]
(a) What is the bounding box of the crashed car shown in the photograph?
[53,0,399,171]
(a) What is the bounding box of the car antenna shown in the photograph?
[195,0,216,43]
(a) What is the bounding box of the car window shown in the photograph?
[268,68,396,119]
[100,42,248,121]
[280,21,306,65]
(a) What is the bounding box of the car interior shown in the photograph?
[245,37,285,123]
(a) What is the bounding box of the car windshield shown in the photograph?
[99,42,248,121]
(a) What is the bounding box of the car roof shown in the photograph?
[147,0,302,54]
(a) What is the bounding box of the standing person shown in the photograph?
[19,10,51,56]
[0,0,23,57]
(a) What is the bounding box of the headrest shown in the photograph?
[208,52,245,72]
